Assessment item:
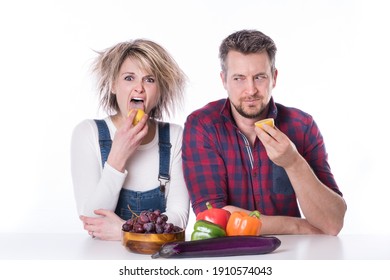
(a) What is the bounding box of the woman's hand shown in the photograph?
[80,209,125,241]
[107,111,149,172]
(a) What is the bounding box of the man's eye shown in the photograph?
[255,75,266,80]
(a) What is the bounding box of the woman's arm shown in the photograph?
[71,119,126,217]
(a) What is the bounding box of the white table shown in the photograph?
[0,233,389,260]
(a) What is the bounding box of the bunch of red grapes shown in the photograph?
[122,209,183,234]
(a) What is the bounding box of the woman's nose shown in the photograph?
[134,80,144,93]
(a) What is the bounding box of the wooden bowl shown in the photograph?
[122,230,185,255]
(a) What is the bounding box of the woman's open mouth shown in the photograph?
[129,97,144,110]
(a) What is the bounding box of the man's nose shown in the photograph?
[245,79,257,95]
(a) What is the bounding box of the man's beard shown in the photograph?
[232,102,266,119]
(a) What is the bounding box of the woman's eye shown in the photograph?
[124,75,134,81]
[145,77,155,83]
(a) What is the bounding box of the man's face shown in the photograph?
[221,51,277,120]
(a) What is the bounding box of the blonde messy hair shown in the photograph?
[92,39,186,119]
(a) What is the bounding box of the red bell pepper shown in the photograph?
[196,202,231,229]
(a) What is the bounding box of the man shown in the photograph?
[182,29,346,235]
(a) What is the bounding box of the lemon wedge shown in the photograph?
[128,109,145,125]
[255,118,275,129]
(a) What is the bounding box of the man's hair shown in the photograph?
[219,29,277,74]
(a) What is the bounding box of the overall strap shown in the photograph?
[94,119,112,168]
[158,122,171,192]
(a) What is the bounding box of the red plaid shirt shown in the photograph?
[182,97,342,216]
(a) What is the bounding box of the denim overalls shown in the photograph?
[94,119,171,220]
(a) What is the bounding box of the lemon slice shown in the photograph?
[255,118,275,129]
[128,109,145,125]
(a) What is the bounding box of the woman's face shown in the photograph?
[112,57,159,118]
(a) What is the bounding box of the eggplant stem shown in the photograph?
[151,252,160,259]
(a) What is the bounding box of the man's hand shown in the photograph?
[255,124,300,169]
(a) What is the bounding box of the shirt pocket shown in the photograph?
[272,164,294,195]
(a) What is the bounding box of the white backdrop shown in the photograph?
[1,0,389,235]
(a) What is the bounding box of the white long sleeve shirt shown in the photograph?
[70,117,190,229]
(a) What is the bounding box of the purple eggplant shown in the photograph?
[151,236,281,258]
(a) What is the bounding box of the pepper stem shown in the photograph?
[206,201,213,210]
[249,210,261,219]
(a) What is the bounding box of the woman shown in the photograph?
[71,39,189,240]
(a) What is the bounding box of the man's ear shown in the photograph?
[272,69,278,88]
[220,71,227,90]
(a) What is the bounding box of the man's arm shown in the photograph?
[255,125,347,235]
[283,154,346,235]
[182,115,228,215]
[223,205,324,234]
